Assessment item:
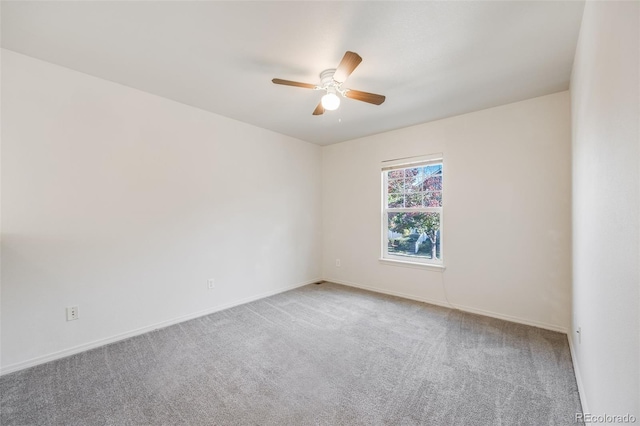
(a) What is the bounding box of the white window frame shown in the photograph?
[380,154,444,269]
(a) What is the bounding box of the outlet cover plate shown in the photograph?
[66,306,79,321]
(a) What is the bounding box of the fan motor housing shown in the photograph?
[320,69,337,88]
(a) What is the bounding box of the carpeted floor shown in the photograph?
[1,282,582,425]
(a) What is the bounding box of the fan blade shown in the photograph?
[312,102,325,115]
[272,78,317,89]
[345,90,386,105]
[333,51,362,83]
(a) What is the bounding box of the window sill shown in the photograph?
[378,258,446,272]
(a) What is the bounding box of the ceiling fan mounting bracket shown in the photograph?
[319,68,347,96]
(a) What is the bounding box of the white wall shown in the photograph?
[0,8,3,372]
[323,91,572,331]
[1,50,322,372]
[570,0,639,418]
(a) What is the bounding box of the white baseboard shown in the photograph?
[567,332,590,417]
[449,302,568,333]
[0,278,321,376]
[325,277,455,310]
[325,277,568,333]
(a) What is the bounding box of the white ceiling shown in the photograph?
[1,1,585,145]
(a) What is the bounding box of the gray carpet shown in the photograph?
[1,282,582,425]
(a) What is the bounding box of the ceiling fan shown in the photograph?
[272,51,386,115]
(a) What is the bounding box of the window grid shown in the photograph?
[382,160,443,265]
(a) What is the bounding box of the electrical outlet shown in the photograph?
[335,259,341,267]
[207,278,215,289]
[576,327,581,344]
[66,306,79,321]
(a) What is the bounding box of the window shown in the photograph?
[382,156,443,266]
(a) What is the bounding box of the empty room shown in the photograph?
[1,1,638,425]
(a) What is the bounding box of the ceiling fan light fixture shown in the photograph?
[321,92,340,111]
[272,52,385,116]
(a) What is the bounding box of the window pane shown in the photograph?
[387,178,403,194]
[387,170,404,179]
[387,212,441,260]
[423,164,442,177]
[405,193,422,207]
[404,177,422,193]
[422,175,442,191]
[424,191,442,207]
[387,194,404,208]
[404,167,420,179]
